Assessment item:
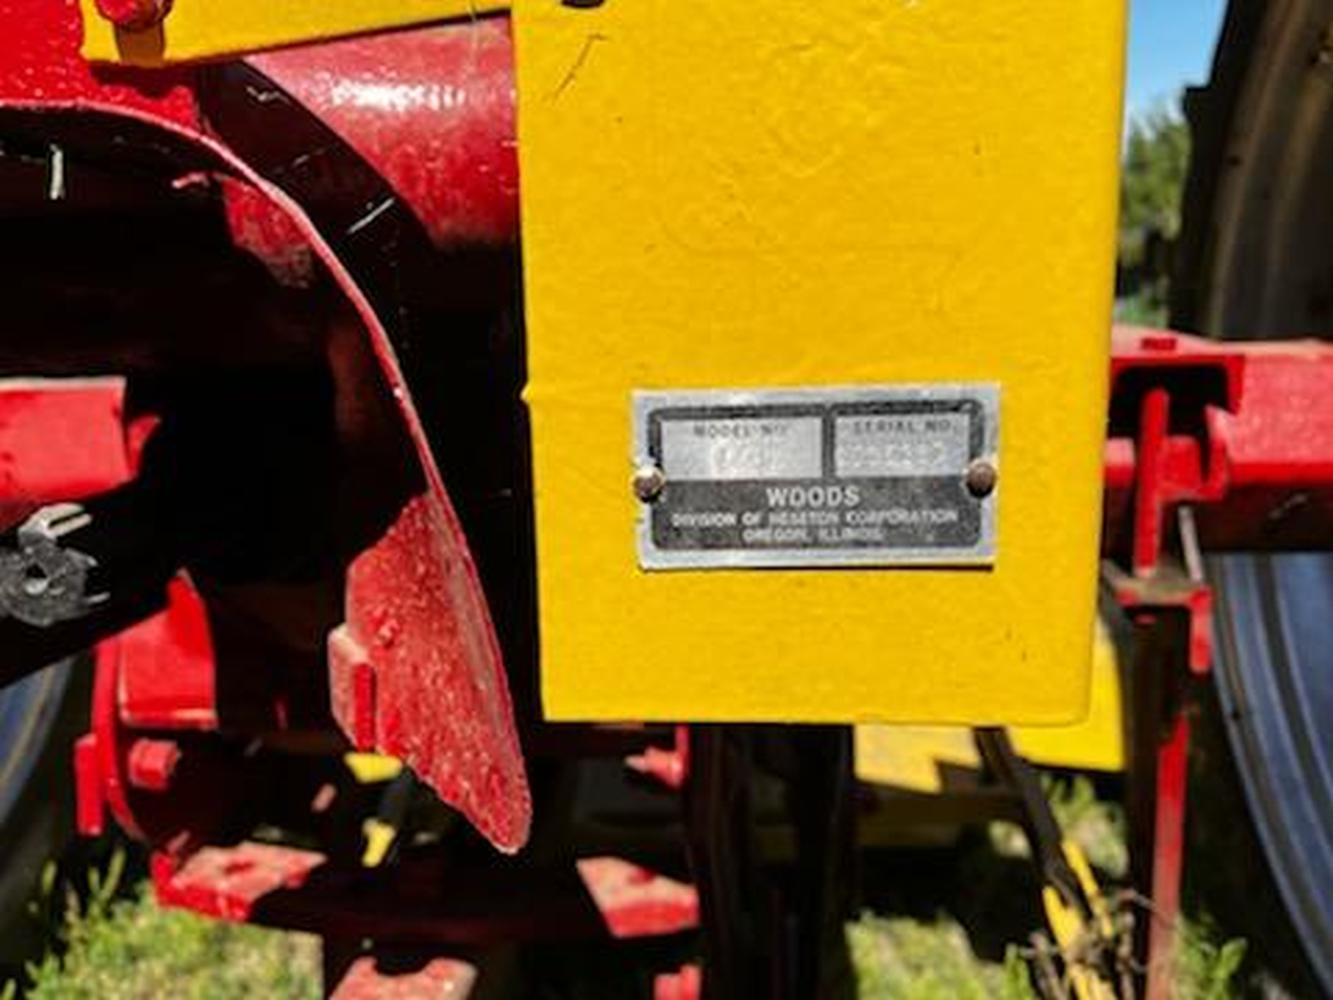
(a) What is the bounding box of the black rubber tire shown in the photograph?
[1172,3,1333,995]
[1206,556,1333,996]
[0,659,90,973]
[1172,0,1333,340]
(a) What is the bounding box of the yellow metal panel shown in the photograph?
[514,0,1125,721]
[854,726,979,794]
[1013,619,1125,772]
[855,620,1127,789]
[79,0,508,66]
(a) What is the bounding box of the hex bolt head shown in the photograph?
[965,458,998,499]
[94,0,172,30]
[632,464,667,503]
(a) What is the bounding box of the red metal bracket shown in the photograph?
[151,842,699,946]
[1104,327,1333,999]
[329,956,478,1000]
[1108,328,1241,1000]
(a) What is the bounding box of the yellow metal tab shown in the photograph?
[854,725,979,794]
[1013,619,1125,772]
[344,752,404,785]
[361,818,398,868]
[79,0,508,66]
[515,1,1125,722]
[855,619,1125,788]
[1041,841,1118,1000]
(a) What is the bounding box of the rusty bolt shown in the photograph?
[965,458,998,499]
[632,464,667,503]
[95,0,172,31]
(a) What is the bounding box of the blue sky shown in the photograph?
[1125,0,1227,123]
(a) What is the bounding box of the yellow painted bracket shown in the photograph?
[1041,840,1118,1000]
[361,817,398,867]
[79,0,509,66]
[344,752,404,785]
[1013,620,1125,773]
[855,618,1125,790]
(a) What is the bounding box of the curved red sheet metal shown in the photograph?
[0,6,531,847]
[249,19,518,248]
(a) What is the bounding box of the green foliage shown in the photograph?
[1043,775,1127,878]
[848,913,1037,1000]
[1121,105,1191,244]
[1001,945,1038,999]
[1175,915,1248,1000]
[1118,101,1191,327]
[1113,291,1169,328]
[6,850,319,1000]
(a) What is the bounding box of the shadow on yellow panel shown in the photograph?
[855,618,1123,794]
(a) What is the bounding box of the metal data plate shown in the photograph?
[633,385,999,570]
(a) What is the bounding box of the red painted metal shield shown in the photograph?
[331,492,531,850]
[0,1,530,851]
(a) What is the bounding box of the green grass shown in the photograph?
[4,852,319,1000]
[8,883,1247,999]
[849,908,1247,1000]
[7,852,1250,999]
[849,914,1035,999]
[1045,776,1128,878]
[4,774,1252,999]
[1175,916,1247,1000]
[851,774,1247,999]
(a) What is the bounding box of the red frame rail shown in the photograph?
[1105,327,1333,998]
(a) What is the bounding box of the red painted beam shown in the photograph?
[0,380,128,512]
[1106,329,1333,553]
